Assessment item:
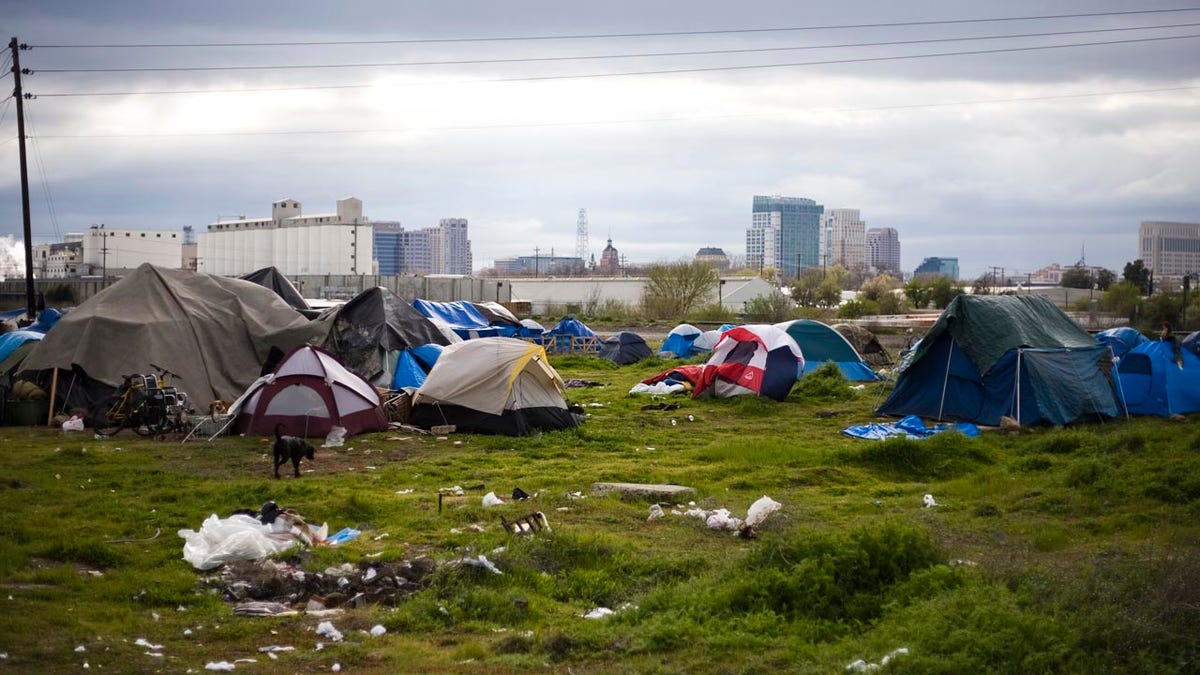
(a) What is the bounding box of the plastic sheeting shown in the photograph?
[842,414,980,440]
[1115,339,1200,417]
[412,299,500,339]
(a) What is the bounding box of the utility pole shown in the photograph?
[10,37,36,322]
[533,246,540,278]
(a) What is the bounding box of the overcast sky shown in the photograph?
[2,0,1198,280]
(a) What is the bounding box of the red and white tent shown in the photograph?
[693,325,805,401]
[233,345,388,438]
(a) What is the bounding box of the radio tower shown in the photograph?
[575,208,589,261]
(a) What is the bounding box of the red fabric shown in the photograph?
[641,364,705,387]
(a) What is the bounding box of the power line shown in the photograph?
[27,33,1200,97]
[30,85,1200,140]
[25,7,1200,48]
[27,22,1200,74]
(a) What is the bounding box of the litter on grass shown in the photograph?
[205,662,236,672]
[846,647,909,672]
[315,621,344,642]
[924,494,938,508]
[482,491,504,507]
[370,625,387,636]
[647,504,664,521]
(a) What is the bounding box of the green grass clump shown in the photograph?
[792,361,857,401]
[840,431,994,480]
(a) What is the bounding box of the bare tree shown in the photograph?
[641,260,719,319]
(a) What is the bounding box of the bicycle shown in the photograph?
[91,364,193,437]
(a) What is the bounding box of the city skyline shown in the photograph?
[2,2,1198,280]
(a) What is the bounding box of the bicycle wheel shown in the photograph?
[91,401,122,436]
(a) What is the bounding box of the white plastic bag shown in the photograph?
[177,514,297,571]
[62,415,85,432]
[481,491,504,507]
[745,496,782,528]
[322,426,347,447]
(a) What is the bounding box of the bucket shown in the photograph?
[4,399,50,426]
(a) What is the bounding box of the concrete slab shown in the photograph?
[591,482,696,502]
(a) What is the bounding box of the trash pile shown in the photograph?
[178,501,342,571]
[210,557,437,613]
[650,495,783,537]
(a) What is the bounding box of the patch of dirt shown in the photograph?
[209,555,437,610]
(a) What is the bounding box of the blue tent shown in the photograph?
[658,323,704,359]
[516,319,546,339]
[1095,326,1149,359]
[1182,331,1200,359]
[412,299,500,339]
[392,344,445,390]
[879,295,1120,426]
[545,317,597,353]
[1114,339,1200,417]
[775,319,880,381]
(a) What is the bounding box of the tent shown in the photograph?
[413,299,501,339]
[233,345,388,438]
[1113,338,1200,417]
[775,319,880,381]
[318,287,456,386]
[693,325,805,401]
[597,331,652,365]
[392,344,444,391]
[409,337,579,436]
[471,302,521,336]
[878,295,1121,426]
[659,323,704,359]
[1181,330,1200,358]
[517,318,546,339]
[832,323,893,367]
[1095,326,1149,360]
[694,324,736,352]
[0,308,61,364]
[18,264,326,412]
[545,316,598,353]
[239,267,311,314]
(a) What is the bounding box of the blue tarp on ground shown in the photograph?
[392,344,445,390]
[1115,338,1200,417]
[842,414,980,440]
[412,299,500,339]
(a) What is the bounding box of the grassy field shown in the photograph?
[1,356,1198,674]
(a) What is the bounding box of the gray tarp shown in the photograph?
[19,263,329,406]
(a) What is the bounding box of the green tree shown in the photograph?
[1096,268,1116,291]
[790,268,825,307]
[971,274,994,295]
[929,275,964,309]
[858,274,907,315]
[1060,264,1094,289]
[1099,282,1142,319]
[838,298,878,319]
[743,290,794,323]
[1123,260,1152,295]
[904,277,932,309]
[641,260,719,319]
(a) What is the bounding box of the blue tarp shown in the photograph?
[1183,331,1200,358]
[412,299,500,339]
[517,319,545,338]
[1115,338,1200,417]
[392,344,445,390]
[547,317,596,337]
[842,414,980,441]
[1096,327,1149,359]
[0,308,62,362]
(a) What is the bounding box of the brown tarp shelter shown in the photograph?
[19,264,329,410]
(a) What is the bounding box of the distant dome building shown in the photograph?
[694,246,729,271]
[598,238,620,275]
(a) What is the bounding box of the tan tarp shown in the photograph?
[19,264,329,405]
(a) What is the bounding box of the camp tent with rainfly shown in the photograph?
[693,324,805,401]
[878,294,1121,426]
[1112,337,1200,418]
[1095,326,1149,360]
[409,337,579,436]
[597,331,653,365]
[775,319,880,381]
[232,345,389,438]
[658,323,704,359]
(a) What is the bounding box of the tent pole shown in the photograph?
[1111,359,1130,420]
[937,340,953,422]
[1015,349,1021,426]
[46,368,59,426]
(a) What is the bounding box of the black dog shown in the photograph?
[273,423,315,478]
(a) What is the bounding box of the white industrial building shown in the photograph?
[506,276,776,315]
[82,226,183,275]
[198,197,372,276]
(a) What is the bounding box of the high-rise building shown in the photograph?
[1139,221,1200,281]
[749,195,823,278]
[913,256,959,280]
[820,208,865,272]
[372,218,473,275]
[866,227,901,275]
